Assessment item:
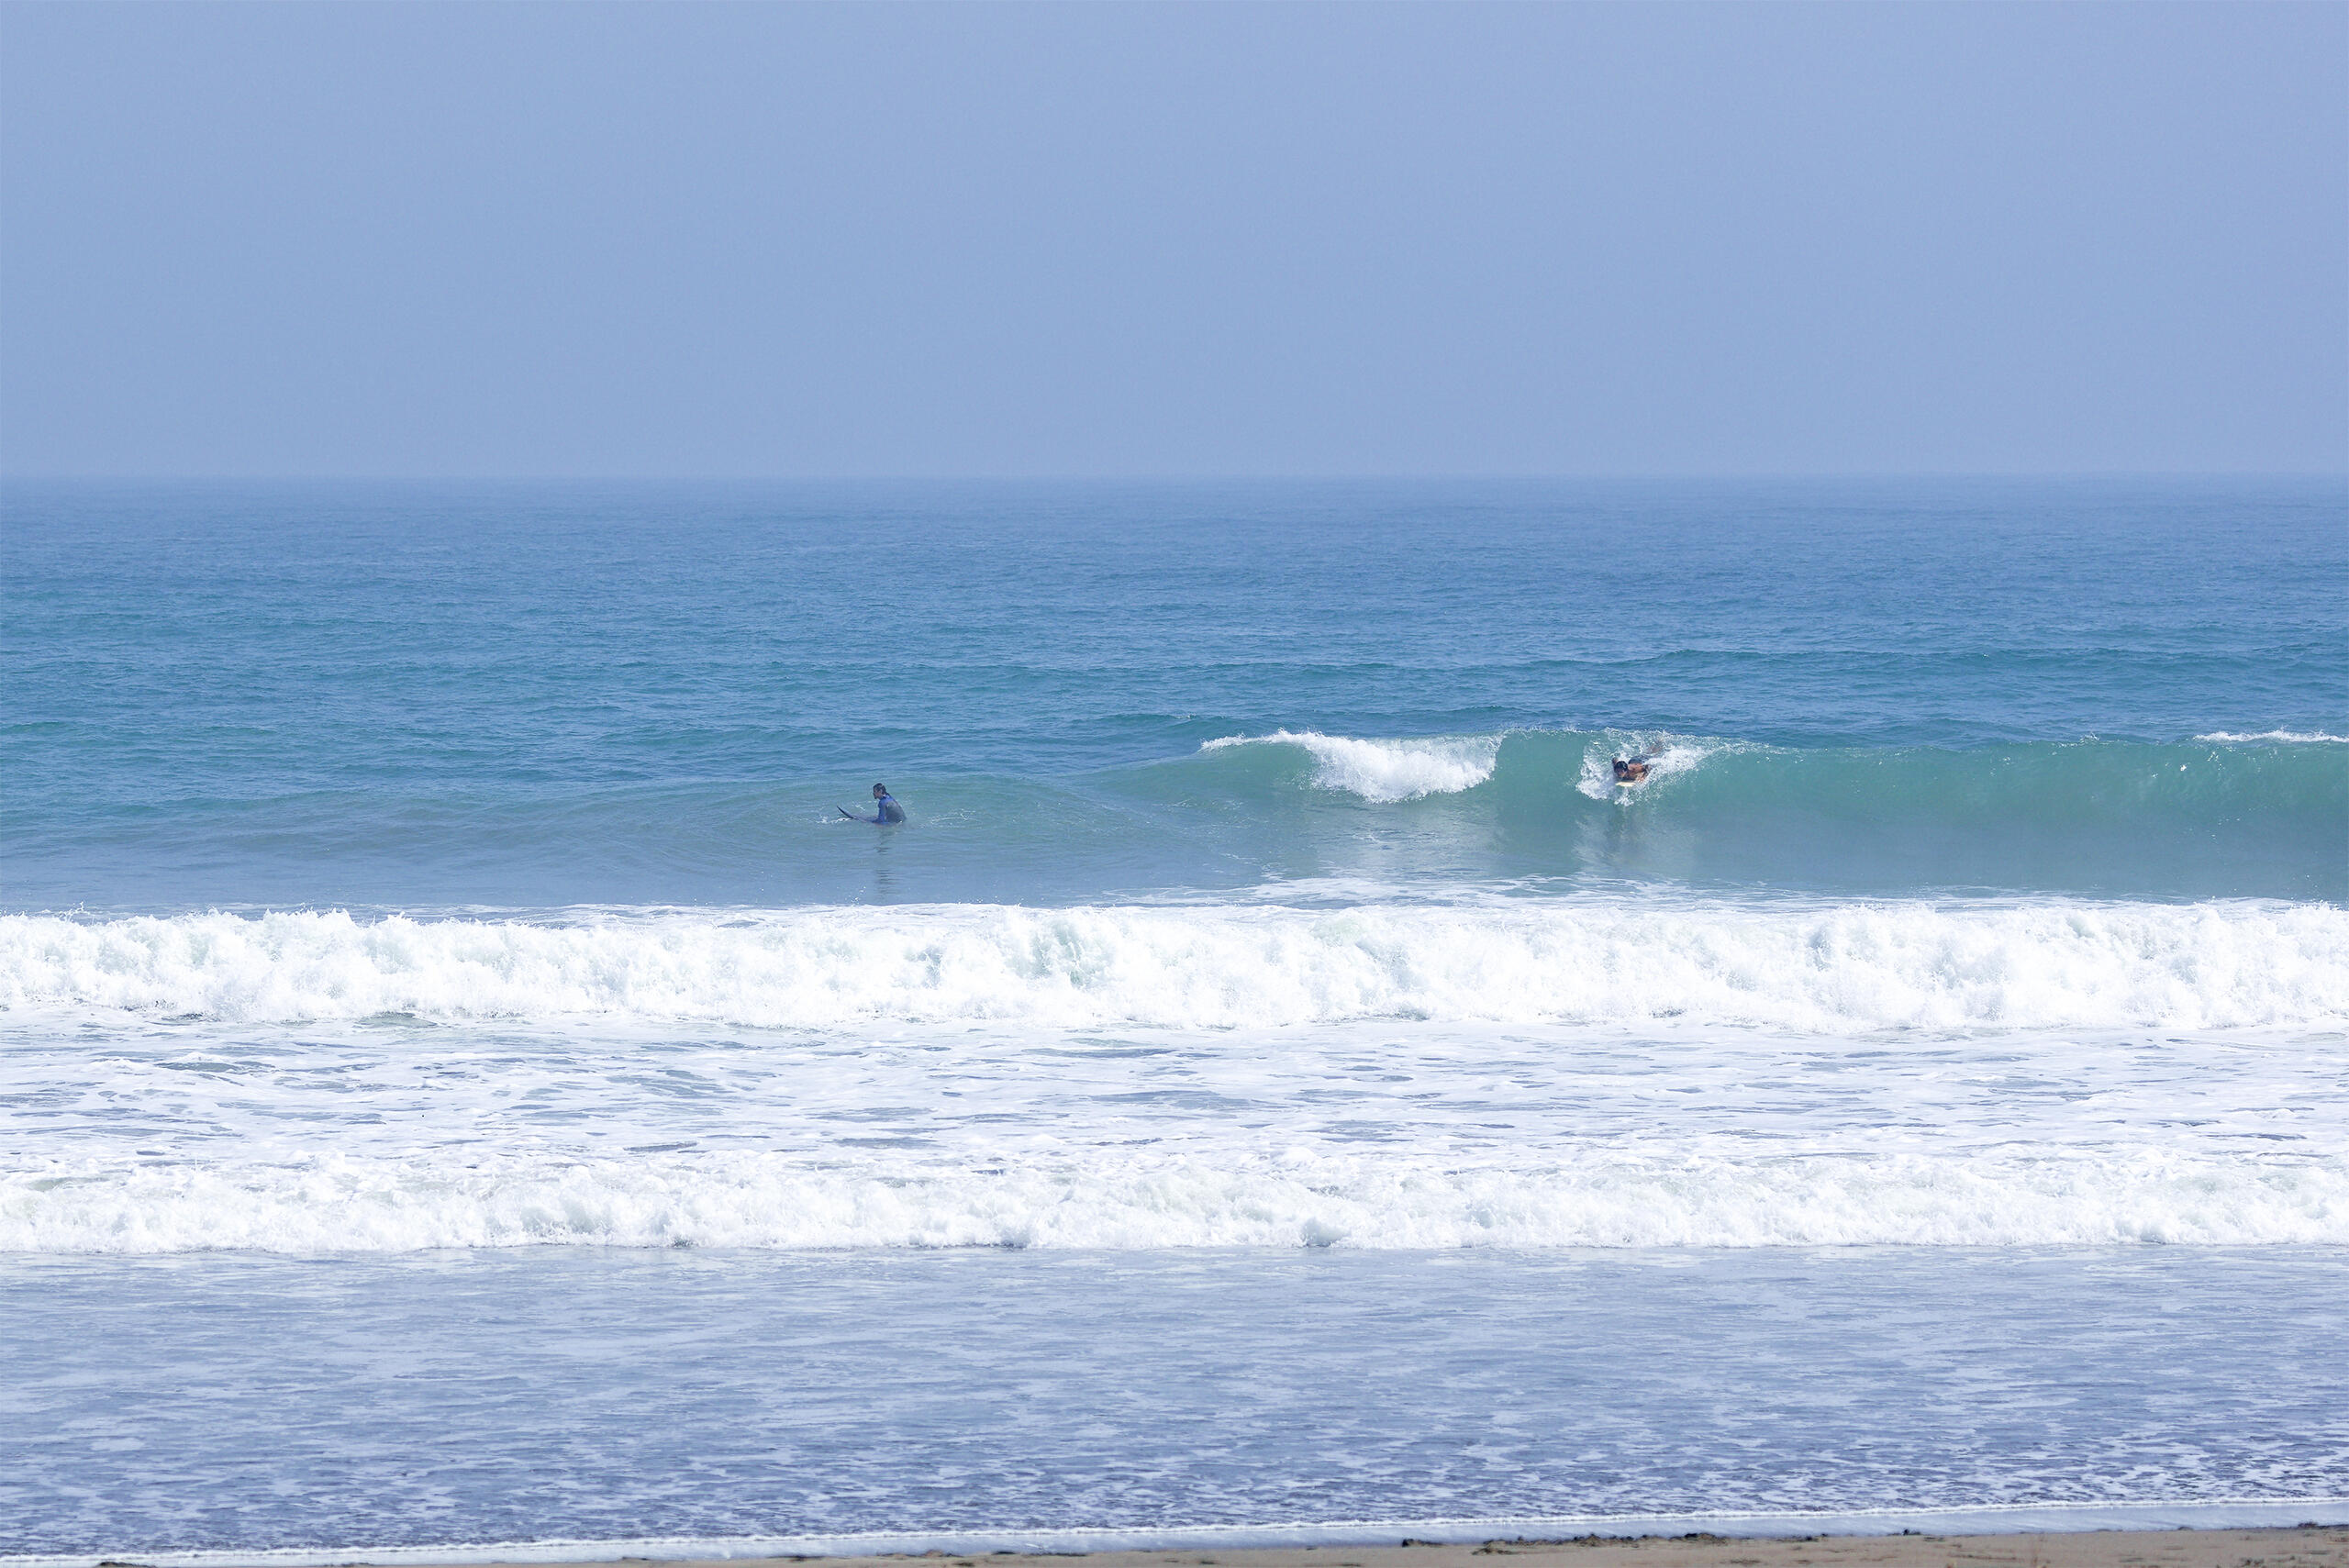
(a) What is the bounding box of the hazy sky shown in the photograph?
[4,1,2342,478]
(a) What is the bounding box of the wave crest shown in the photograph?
[1200,730,1501,801]
[1572,733,1727,800]
[2194,730,2349,744]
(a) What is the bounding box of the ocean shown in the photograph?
[2,477,2344,1562]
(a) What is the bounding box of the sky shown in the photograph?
[2,1,2343,479]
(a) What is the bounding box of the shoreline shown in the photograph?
[17,1524,2349,1568]
[498,1530,2349,1568]
[502,1530,2349,1568]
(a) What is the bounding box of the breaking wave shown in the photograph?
[6,899,2344,1034]
[1160,728,2343,833]
[1199,730,1503,801]
[1131,728,2345,898]
[2194,730,2349,744]
[1571,733,1728,800]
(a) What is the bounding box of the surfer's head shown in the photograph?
[873,783,889,797]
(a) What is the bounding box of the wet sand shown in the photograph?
[392,1529,2349,1568]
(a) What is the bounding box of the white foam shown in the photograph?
[1203,729,1501,800]
[2194,730,2349,744]
[6,1142,2343,1253]
[1575,734,1723,800]
[5,900,2343,1033]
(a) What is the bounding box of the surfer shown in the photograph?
[1611,753,1654,784]
[841,784,907,824]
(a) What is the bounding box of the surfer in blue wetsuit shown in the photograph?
[841,784,907,824]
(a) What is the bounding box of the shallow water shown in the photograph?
[5,1247,2345,1559]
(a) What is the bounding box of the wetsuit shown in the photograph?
[869,793,906,824]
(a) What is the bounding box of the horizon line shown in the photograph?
[5,468,2345,485]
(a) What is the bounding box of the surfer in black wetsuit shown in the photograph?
[842,784,907,824]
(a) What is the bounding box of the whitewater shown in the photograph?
[6,894,2343,1255]
[11,898,2343,1032]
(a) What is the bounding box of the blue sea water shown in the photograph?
[6,477,2343,910]
[1,478,2345,1561]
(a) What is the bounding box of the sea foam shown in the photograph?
[1573,734,1725,800]
[2194,730,2349,744]
[1201,730,1502,800]
[5,1144,2342,1253]
[5,900,2343,1034]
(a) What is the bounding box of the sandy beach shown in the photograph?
[379,1529,2349,1568]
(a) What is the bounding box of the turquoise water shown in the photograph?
[6,478,2342,909]
[2,478,2345,1559]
